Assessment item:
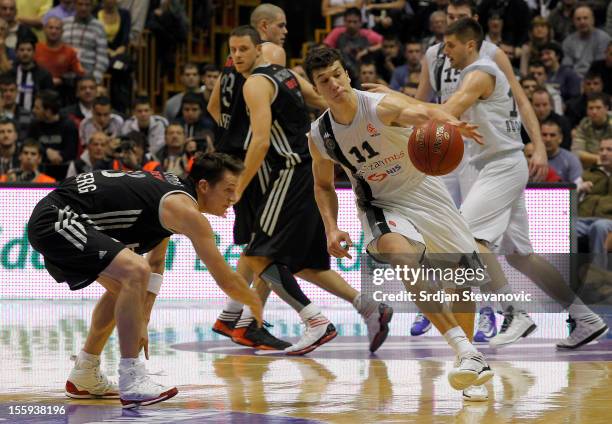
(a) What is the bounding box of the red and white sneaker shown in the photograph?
[119,362,178,409]
[285,315,337,356]
[65,355,119,399]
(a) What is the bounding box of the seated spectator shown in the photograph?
[588,41,612,95]
[0,72,30,140]
[524,142,562,182]
[79,95,123,147]
[359,61,387,86]
[577,137,612,270]
[540,41,582,103]
[390,40,422,91]
[520,16,553,77]
[60,75,96,129]
[363,0,406,37]
[541,120,582,183]
[173,92,214,153]
[528,61,563,114]
[484,12,503,46]
[28,89,78,179]
[566,71,605,128]
[422,10,446,51]
[201,64,220,105]
[562,4,610,77]
[97,0,131,113]
[0,0,36,50]
[0,18,14,71]
[572,93,612,168]
[110,130,162,172]
[34,17,84,97]
[44,0,75,24]
[478,0,529,47]
[0,117,18,176]
[0,138,55,182]
[66,130,111,177]
[524,88,572,150]
[520,74,538,101]
[13,38,54,112]
[164,62,202,121]
[62,0,108,83]
[321,0,364,28]
[374,35,403,83]
[121,95,168,155]
[549,0,576,43]
[156,123,190,178]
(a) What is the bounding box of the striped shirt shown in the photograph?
[62,16,109,83]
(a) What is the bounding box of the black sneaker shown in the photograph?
[241,321,292,350]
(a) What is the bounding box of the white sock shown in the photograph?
[119,357,140,369]
[352,293,377,317]
[443,326,477,356]
[567,298,596,319]
[76,350,99,367]
[223,299,244,314]
[235,307,254,328]
[299,303,323,322]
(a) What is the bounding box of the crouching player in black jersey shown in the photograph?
[27,152,263,408]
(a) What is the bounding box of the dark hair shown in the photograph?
[304,46,346,83]
[16,37,36,49]
[181,92,204,109]
[344,7,361,19]
[20,139,43,155]
[0,117,17,132]
[445,18,484,50]
[132,95,151,109]
[201,64,220,74]
[0,72,16,86]
[541,119,561,132]
[182,62,200,75]
[541,41,563,61]
[521,74,538,84]
[76,75,97,87]
[188,152,244,186]
[122,131,147,148]
[229,25,262,46]
[528,60,546,69]
[93,96,112,108]
[586,92,610,107]
[584,70,603,81]
[532,87,553,103]
[37,89,62,114]
[448,0,478,16]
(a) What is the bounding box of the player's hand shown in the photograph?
[361,83,395,94]
[528,144,548,182]
[454,121,483,145]
[139,323,150,360]
[327,229,353,259]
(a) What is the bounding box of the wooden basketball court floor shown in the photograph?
[1,300,611,423]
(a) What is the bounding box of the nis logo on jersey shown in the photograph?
[356,150,405,182]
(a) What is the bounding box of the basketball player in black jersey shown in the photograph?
[27,153,263,408]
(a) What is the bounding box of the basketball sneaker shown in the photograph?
[474,306,497,343]
[285,315,337,355]
[448,351,493,390]
[410,312,431,336]
[489,306,536,348]
[65,354,119,399]
[212,309,242,338]
[556,314,609,349]
[119,361,178,409]
[462,384,488,402]
[232,320,292,350]
[363,303,394,353]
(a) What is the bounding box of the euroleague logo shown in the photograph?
[367,123,380,137]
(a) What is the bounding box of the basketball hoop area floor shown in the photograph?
[1,300,611,423]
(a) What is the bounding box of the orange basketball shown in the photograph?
[408,121,464,176]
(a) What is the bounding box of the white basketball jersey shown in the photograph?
[425,40,498,103]
[310,90,424,207]
[458,58,524,167]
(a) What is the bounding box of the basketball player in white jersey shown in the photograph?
[440,18,608,352]
[305,46,496,395]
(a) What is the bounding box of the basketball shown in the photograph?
[408,121,464,176]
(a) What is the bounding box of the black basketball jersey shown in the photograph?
[215,55,249,159]
[48,170,197,254]
[251,64,311,171]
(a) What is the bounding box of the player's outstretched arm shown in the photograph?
[207,75,222,125]
[309,135,353,259]
[161,194,263,325]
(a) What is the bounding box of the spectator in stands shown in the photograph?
[528,61,563,114]
[323,7,383,81]
[13,38,54,112]
[390,40,422,91]
[478,0,529,47]
[16,0,51,37]
[62,0,108,83]
[540,41,582,103]
[0,139,55,182]
[524,142,562,182]
[118,0,149,44]
[60,75,96,129]
[201,64,220,105]
[363,0,406,37]
[577,137,612,270]
[375,35,403,83]
[34,17,84,98]
[28,89,77,179]
[110,130,162,172]
[588,41,612,95]
[0,117,18,176]
[562,5,611,77]
[484,12,503,46]
[44,0,75,24]
[359,61,387,86]
[566,71,605,128]
[414,0,447,39]
[549,0,577,43]
[98,0,131,113]
[525,88,572,150]
[542,120,583,183]
[146,0,188,77]
[0,18,14,70]
[65,130,111,177]
[519,16,553,77]
[321,0,363,28]
[164,62,202,121]
[573,93,612,168]
[79,95,123,147]
[520,74,538,101]
[422,10,446,50]
[0,72,29,139]
[174,92,214,153]
[0,0,35,50]
[121,95,168,155]
[156,123,189,178]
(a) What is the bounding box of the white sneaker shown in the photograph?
[489,306,537,348]
[462,384,488,402]
[448,352,494,390]
[285,315,337,355]
[556,314,609,349]
[65,355,119,399]
[119,362,178,408]
[363,303,393,353]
